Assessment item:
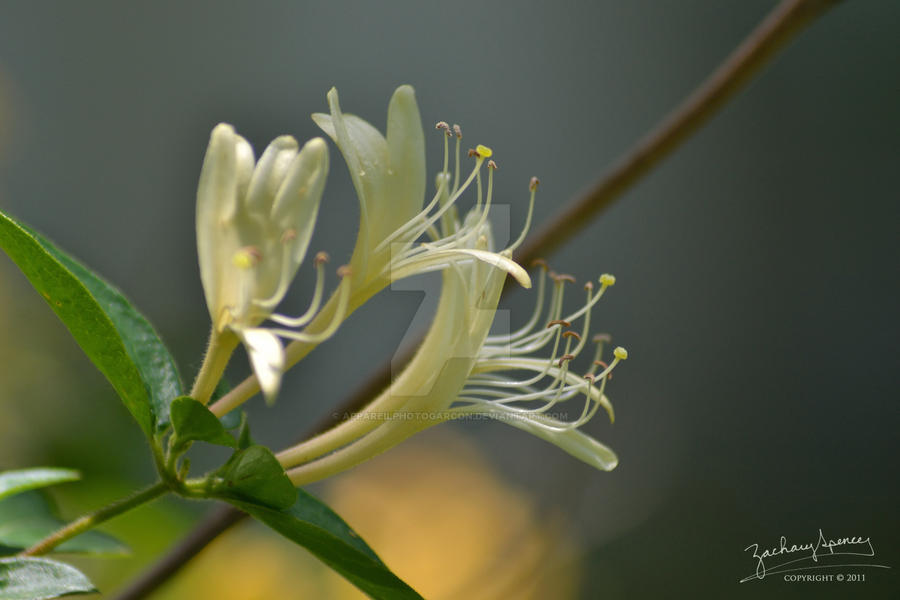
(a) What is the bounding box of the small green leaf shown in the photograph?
[0,492,127,556]
[211,446,296,509]
[219,408,242,431]
[229,490,422,600]
[236,413,254,450]
[0,557,96,599]
[0,210,183,436]
[170,397,237,448]
[0,470,80,502]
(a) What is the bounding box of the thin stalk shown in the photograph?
[21,482,169,557]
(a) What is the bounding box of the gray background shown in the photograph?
[0,1,897,598]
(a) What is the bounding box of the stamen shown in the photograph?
[507,177,538,252]
[267,251,329,327]
[486,265,547,343]
[452,125,462,194]
[551,272,576,284]
[373,154,483,256]
[268,267,353,343]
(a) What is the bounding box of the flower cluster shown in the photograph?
[196,85,627,482]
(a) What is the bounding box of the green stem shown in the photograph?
[20,482,169,557]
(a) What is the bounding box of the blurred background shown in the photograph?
[1,1,898,598]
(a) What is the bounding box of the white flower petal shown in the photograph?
[238,328,286,405]
[477,405,619,471]
[385,85,426,244]
[197,123,241,324]
[245,136,299,214]
[271,137,329,267]
[313,86,426,269]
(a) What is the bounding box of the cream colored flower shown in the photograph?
[278,150,626,482]
[196,124,348,401]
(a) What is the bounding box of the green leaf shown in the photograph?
[236,413,254,450]
[229,490,422,600]
[0,210,183,436]
[0,557,96,599]
[0,492,127,556]
[211,446,296,510]
[170,397,237,448]
[0,470,80,502]
[219,408,242,431]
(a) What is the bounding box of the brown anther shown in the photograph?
[435,121,449,131]
[467,148,478,158]
[529,176,540,191]
[547,319,571,328]
[453,124,462,139]
[337,265,353,278]
[557,354,575,367]
[563,331,582,341]
[551,272,576,284]
[487,160,498,170]
[281,228,297,243]
[592,333,612,343]
[584,281,594,291]
[243,246,262,262]
[593,360,613,380]
[530,258,548,270]
[314,251,330,266]
[583,374,596,383]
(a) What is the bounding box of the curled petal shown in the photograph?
[389,248,531,289]
[472,405,619,471]
[237,328,286,405]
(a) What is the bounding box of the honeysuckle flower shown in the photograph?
[277,144,627,483]
[280,86,530,368]
[196,124,351,403]
[208,85,533,419]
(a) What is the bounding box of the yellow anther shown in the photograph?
[232,247,260,269]
[599,273,616,287]
[475,144,493,158]
[613,346,628,360]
